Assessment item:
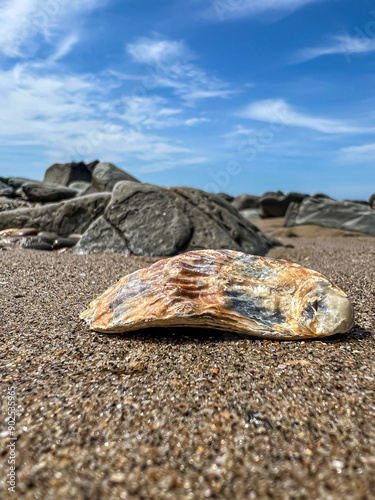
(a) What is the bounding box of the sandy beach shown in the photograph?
[1,236,374,499]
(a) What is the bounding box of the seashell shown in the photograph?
[80,250,354,339]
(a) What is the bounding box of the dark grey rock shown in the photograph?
[0,181,15,198]
[84,162,140,194]
[21,237,54,251]
[52,237,79,249]
[285,197,375,236]
[343,199,369,206]
[8,177,39,189]
[260,192,308,218]
[0,193,111,237]
[22,182,78,203]
[75,182,278,257]
[44,161,99,186]
[217,193,234,203]
[75,217,129,255]
[232,194,260,211]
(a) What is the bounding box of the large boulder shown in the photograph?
[260,192,308,218]
[22,182,78,203]
[75,182,278,256]
[0,193,111,237]
[285,197,375,236]
[231,194,260,211]
[369,193,375,209]
[44,161,99,186]
[83,162,140,194]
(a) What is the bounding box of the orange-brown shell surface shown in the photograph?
[80,250,354,339]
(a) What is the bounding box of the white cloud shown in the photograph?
[126,36,236,102]
[222,125,256,138]
[184,117,211,126]
[0,0,103,58]
[210,0,322,20]
[0,62,203,168]
[339,142,375,163]
[296,35,375,63]
[241,99,375,134]
[127,37,192,65]
[49,34,79,63]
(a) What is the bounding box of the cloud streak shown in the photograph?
[295,35,375,63]
[0,0,104,58]
[126,36,236,102]
[209,0,322,21]
[241,99,375,134]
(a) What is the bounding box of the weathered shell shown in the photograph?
[80,250,354,339]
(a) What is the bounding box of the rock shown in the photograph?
[0,198,32,212]
[68,181,91,194]
[0,193,111,237]
[75,182,278,256]
[0,181,15,198]
[75,217,129,255]
[0,228,22,239]
[14,228,39,237]
[8,177,39,190]
[239,209,261,221]
[84,162,140,194]
[37,231,60,243]
[80,249,354,339]
[44,161,99,186]
[52,237,79,249]
[285,197,375,236]
[217,193,234,203]
[22,182,78,203]
[343,199,369,206]
[21,237,54,251]
[68,233,82,239]
[369,194,375,209]
[232,194,260,211]
[260,192,308,218]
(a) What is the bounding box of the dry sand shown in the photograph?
[0,237,374,499]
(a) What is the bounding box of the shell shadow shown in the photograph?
[95,324,372,345]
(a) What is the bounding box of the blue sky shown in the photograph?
[0,0,374,198]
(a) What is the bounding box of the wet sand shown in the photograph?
[1,238,374,499]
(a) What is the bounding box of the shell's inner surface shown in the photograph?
[80,249,354,339]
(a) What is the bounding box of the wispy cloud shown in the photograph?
[222,125,256,138]
[127,37,193,65]
[295,35,375,63]
[126,36,236,102]
[0,61,205,168]
[184,117,211,126]
[0,0,104,58]
[240,99,375,134]
[209,0,322,21]
[339,142,375,163]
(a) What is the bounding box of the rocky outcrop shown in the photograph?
[0,193,111,237]
[285,197,375,236]
[22,182,78,203]
[75,182,278,256]
[44,161,99,186]
[260,192,308,218]
[369,193,375,209]
[83,162,140,194]
[232,194,260,211]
